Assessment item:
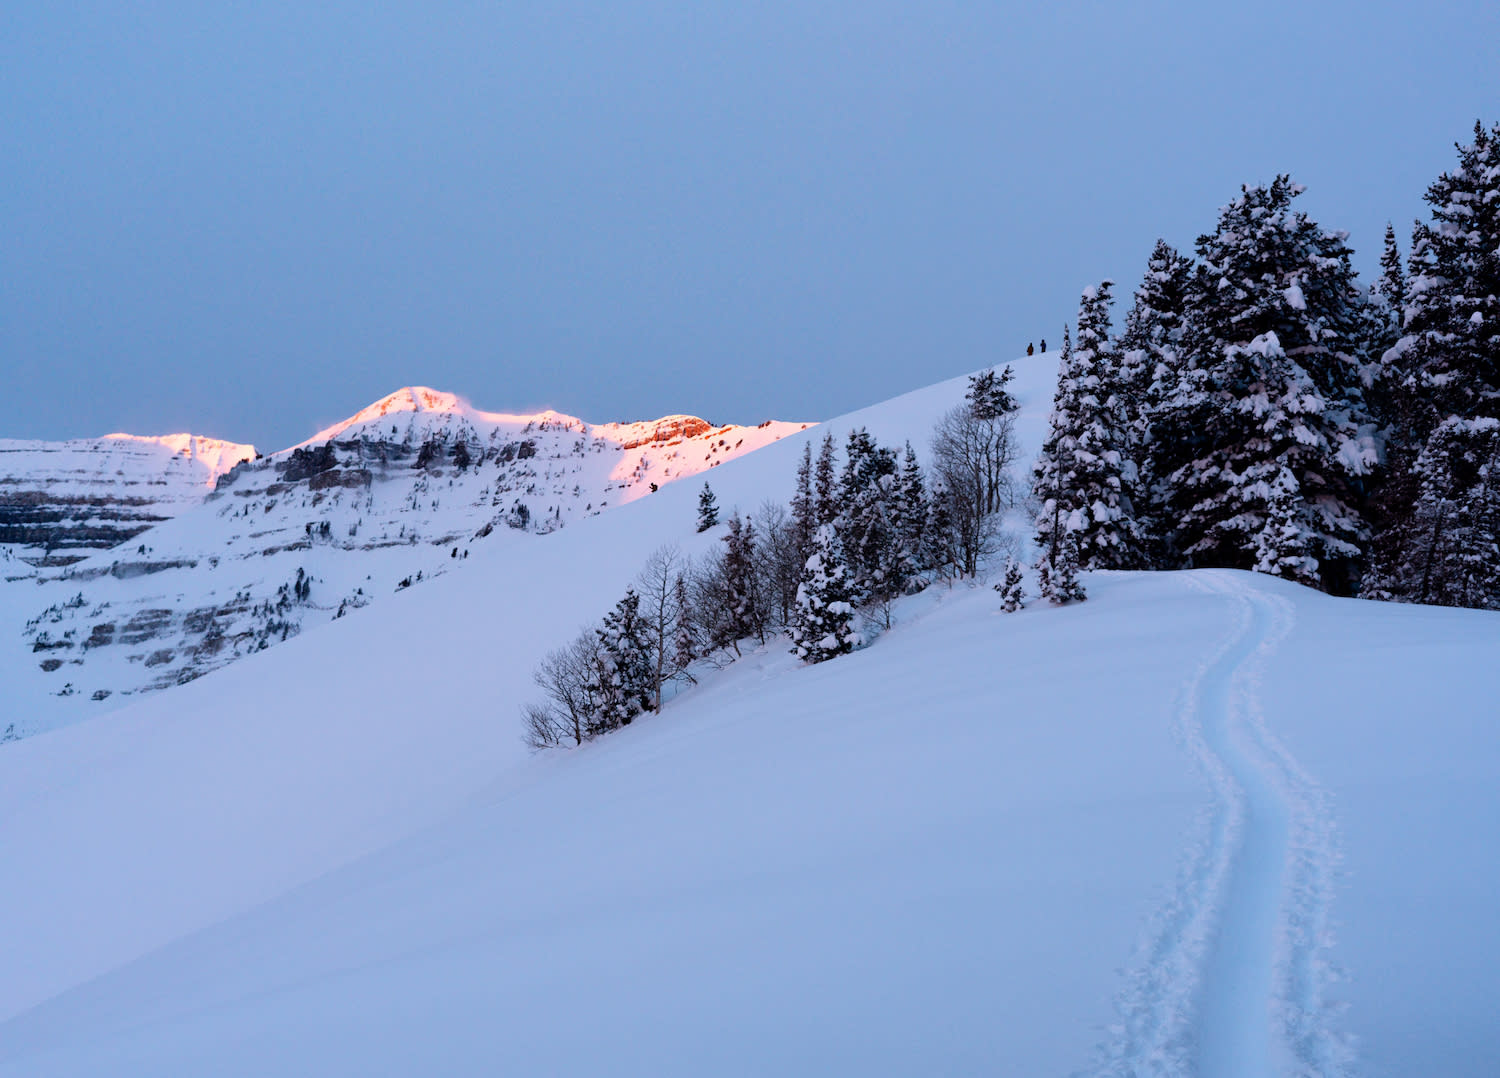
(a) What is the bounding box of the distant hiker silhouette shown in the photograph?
[1027,343,1035,356]
[1040,338,1047,353]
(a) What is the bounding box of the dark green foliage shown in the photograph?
[1367,418,1500,609]
[1165,176,1375,591]
[1365,122,1500,606]
[1120,239,1197,560]
[814,433,838,527]
[1383,121,1500,439]
[719,514,765,649]
[589,588,653,732]
[966,366,1019,420]
[790,441,815,568]
[1253,468,1321,588]
[696,483,720,532]
[1039,532,1086,605]
[1032,285,1147,576]
[996,558,1025,612]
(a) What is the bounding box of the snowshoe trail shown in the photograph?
[1093,572,1347,1077]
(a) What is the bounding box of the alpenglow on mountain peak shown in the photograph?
[2,384,809,737]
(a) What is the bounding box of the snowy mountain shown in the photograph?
[0,389,806,739]
[0,433,254,569]
[0,361,1494,1075]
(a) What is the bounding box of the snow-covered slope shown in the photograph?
[0,389,805,739]
[1,358,1496,1075]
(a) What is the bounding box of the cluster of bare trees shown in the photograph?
[524,368,1022,749]
[930,368,1023,577]
[522,513,804,749]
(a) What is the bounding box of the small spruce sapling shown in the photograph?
[1051,533,1086,604]
[696,483,720,532]
[996,558,1025,612]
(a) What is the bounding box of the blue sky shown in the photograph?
[3,1,1498,450]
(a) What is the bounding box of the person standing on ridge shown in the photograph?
[1027,342,1035,356]
[1040,338,1047,353]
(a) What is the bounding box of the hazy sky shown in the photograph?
[3,2,1498,451]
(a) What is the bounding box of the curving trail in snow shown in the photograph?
[1094,572,1347,1077]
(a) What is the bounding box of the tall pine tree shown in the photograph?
[1031,284,1146,573]
[1121,239,1198,561]
[1373,222,1406,330]
[718,514,762,650]
[1362,223,1409,445]
[1366,121,1500,606]
[1368,417,1500,609]
[790,441,816,569]
[814,433,839,528]
[1382,121,1500,439]
[894,442,930,583]
[1167,176,1376,591]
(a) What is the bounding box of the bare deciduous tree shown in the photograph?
[523,628,603,748]
[636,544,690,713]
[752,500,801,630]
[930,403,1020,577]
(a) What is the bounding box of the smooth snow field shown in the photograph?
[1,361,1496,1076]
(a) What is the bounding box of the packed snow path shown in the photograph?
[1100,572,1343,1077]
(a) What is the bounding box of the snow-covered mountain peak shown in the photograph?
[3,389,809,736]
[97,433,257,486]
[0,433,256,572]
[301,386,472,445]
[296,386,787,462]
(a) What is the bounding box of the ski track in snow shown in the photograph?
[1091,572,1349,1078]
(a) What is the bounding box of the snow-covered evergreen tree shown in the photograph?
[719,513,762,649]
[996,557,1025,612]
[1382,121,1500,439]
[791,524,860,663]
[1120,239,1198,559]
[671,573,698,677]
[1366,122,1500,606]
[861,478,906,615]
[894,442,929,583]
[1373,222,1406,331]
[1120,240,1196,413]
[1361,223,1409,443]
[696,483,720,532]
[1055,533,1086,603]
[1031,283,1146,572]
[923,481,957,578]
[837,431,901,603]
[814,433,839,528]
[966,366,1018,420]
[1038,532,1085,605]
[1253,467,1321,587]
[589,588,652,731]
[1167,176,1376,591]
[790,441,815,568]
[1033,326,1075,585]
[1368,417,1500,609]
[838,429,883,505]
